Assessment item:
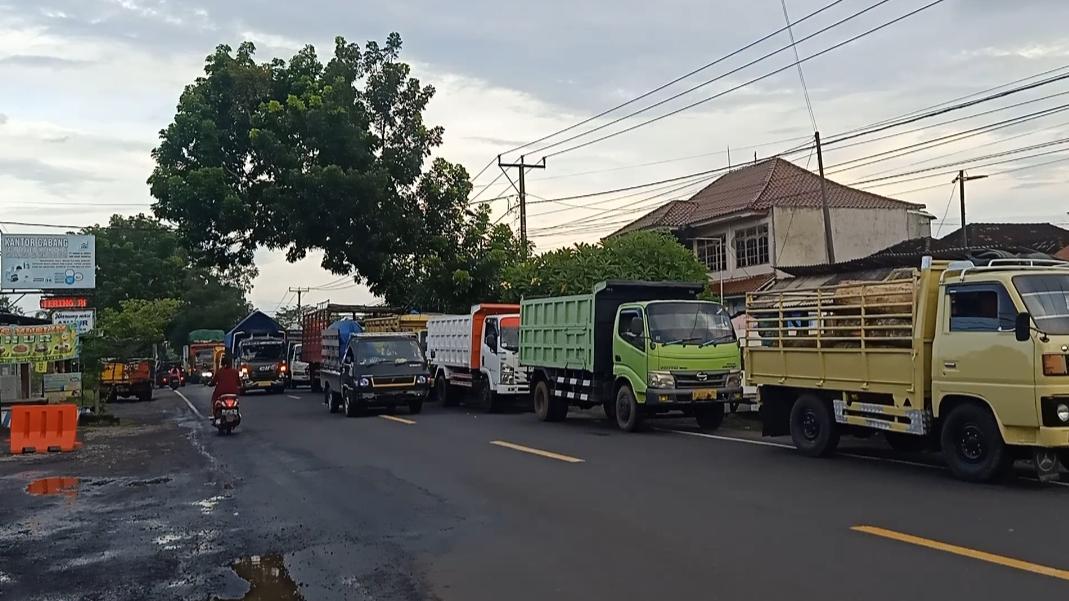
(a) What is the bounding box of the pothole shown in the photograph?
[215,553,305,601]
[25,476,79,497]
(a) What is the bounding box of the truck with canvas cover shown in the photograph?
[520,280,743,432]
[746,258,1069,482]
[226,311,286,394]
[363,313,436,349]
[300,303,395,392]
[426,304,527,412]
[319,319,429,417]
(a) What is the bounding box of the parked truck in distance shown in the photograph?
[319,319,429,416]
[747,258,1069,482]
[185,329,226,384]
[363,313,435,349]
[521,281,743,432]
[226,311,286,394]
[300,303,396,392]
[426,304,527,412]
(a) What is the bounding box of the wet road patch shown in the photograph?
[219,553,305,601]
[25,476,79,497]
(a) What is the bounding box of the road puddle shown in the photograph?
[25,477,79,498]
[220,553,304,601]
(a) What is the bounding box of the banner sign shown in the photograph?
[44,372,82,402]
[53,310,95,334]
[0,324,79,364]
[1,233,96,290]
[41,296,90,309]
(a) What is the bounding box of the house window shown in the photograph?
[694,237,726,272]
[734,224,769,268]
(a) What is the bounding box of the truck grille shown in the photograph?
[372,376,416,387]
[672,371,728,388]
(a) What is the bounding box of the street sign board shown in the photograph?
[41,296,90,309]
[0,324,79,364]
[52,310,95,334]
[1,233,96,290]
[44,372,82,402]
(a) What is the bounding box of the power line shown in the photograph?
[500,0,850,158]
[537,0,948,160]
[780,0,819,132]
[933,182,958,238]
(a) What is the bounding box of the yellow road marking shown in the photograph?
[852,525,1069,582]
[379,415,416,425]
[489,440,584,464]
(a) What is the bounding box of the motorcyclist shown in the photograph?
[168,365,182,385]
[212,356,242,407]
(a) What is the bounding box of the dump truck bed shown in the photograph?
[520,292,594,372]
[745,266,942,402]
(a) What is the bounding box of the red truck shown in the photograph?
[299,303,396,392]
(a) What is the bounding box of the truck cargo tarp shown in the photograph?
[188,329,225,343]
[226,311,283,354]
[325,318,363,363]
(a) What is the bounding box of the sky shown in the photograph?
[2,0,1069,313]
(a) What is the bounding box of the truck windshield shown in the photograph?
[240,342,284,361]
[647,302,735,345]
[1014,274,1069,334]
[194,349,214,367]
[356,339,424,366]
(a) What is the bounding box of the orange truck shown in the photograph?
[100,359,154,403]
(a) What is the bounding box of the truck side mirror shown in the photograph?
[486,333,498,350]
[1015,312,1031,342]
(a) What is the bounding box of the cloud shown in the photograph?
[0,113,7,125]
[0,157,107,188]
[0,54,92,68]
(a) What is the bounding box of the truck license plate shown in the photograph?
[692,388,718,400]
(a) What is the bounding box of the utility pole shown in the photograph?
[288,287,310,315]
[813,131,836,265]
[953,170,988,249]
[497,155,546,248]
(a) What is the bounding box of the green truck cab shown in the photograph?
[520,280,744,432]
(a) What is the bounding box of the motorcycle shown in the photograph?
[212,394,241,435]
[169,373,180,390]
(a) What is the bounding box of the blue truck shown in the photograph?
[226,310,287,394]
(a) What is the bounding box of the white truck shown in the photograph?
[426,304,529,412]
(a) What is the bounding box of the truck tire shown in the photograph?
[695,404,725,432]
[615,385,643,432]
[533,380,567,422]
[343,389,361,418]
[436,375,458,407]
[940,403,1012,482]
[789,394,839,457]
[476,381,497,413]
[325,385,339,414]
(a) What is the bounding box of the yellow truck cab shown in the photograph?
[747,258,1069,482]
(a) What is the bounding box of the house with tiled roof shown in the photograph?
[612,157,932,311]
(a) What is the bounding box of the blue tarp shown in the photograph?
[226,311,284,355]
[326,318,363,360]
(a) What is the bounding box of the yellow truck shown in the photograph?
[362,314,435,348]
[747,259,1069,482]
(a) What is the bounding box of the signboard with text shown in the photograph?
[52,310,95,334]
[0,324,79,365]
[44,372,82,402]
[41,296,90,310]
[1,233,96,290]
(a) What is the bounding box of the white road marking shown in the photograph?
[174,389,204,419]
[287,395,300,400]
[380,415,416,425]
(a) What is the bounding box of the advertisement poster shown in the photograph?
[0,324,79,365]
[1,233,96,290]
[53,310,95,334]
[44,372,82,402]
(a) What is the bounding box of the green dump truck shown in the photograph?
[520,280,744,432]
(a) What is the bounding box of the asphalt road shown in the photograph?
[4,385,1069,600]
[173,384,1069,601]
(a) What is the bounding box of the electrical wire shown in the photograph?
[932,182,957,238]
[780,0,819,132]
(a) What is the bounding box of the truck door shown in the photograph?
[933,283,1038,427]
[614,308,648,398]
[482,317,502,388]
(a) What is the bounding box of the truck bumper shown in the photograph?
[644,386,745,407]
[358,387,430,406]
[243,379,283,391]
[495,384,529,396]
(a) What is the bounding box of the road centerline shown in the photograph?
[490,440,585,464]
[380,415,416,425]
[852,525,1069,582]
[287,395,300,400]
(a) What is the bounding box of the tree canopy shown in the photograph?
[502,231,709,300]
[148,34,517,311]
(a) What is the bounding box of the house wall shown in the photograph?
[772,206,931,267]
[688,214,776,282]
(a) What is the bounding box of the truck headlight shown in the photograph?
[648,371,674,388]
[201,371,212,379]
[359,378,370,388]
[240,367,248,376]
[1058,404,1069,423]
[416,375,428,385]
[724,372,742,389]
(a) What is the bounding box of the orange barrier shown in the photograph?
[8,403,79,454]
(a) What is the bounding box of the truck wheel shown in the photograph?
[325,385,338,414]
[343,390,360,418]
[940,403,1012,482]
[615,385,643,432]
[789,394,839,457]
[695,404,725,432]
[477,382,497,413]
[533,381,553,421]
[436,375,458,407]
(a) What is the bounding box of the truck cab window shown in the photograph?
[484,319,498,351]
[949,288,1005,332]
[618,310,644,349]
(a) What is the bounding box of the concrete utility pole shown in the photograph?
[497,155,546,248]
[953,170,988,249]
[813,131,836,265]
[288,287,310,315]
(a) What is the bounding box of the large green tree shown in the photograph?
[502,231,708,300]
[148,34,522,310]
